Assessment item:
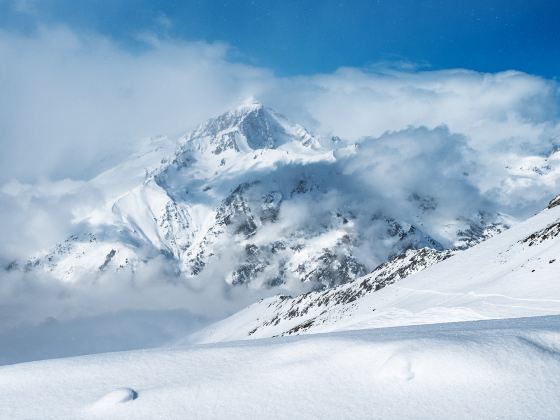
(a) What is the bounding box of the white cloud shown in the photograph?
[1,26,559,188]
[0,26,274,182]
[274,68,560,216]
[337,126,481,212]
[287,68,559,143]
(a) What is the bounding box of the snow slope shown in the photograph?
[2,315,560,419]
[194,199,560,342]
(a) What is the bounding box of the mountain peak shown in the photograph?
[235,97,264,113]
[185,101,317,154]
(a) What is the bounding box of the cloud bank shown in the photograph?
[2,27,559,184]
[0,26,273,182]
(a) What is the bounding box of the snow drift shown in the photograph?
[1,315,560,419]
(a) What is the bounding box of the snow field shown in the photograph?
[2,315,560,419]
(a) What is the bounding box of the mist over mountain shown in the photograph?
[2,99,559,336]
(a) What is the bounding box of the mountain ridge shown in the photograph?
[6,103,520,305]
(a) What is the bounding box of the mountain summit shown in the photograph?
[180,102,318,155]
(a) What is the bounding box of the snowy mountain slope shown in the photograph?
[7,102,512,296]
[193,198,560,342]
[2,315,560,419]
[190,247,453,343]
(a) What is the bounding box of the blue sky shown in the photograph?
[1,0,559,78]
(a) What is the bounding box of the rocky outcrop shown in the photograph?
[242,247,452,338]
[548,194,560,209]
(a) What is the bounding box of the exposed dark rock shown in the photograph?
[231,262,266,285]
[520,221,560,247]
[270,241,286,254]
[548,194,560,209]
[99,249,117,271]
[284,318,316,335]
[5,261,18,271]
[260,192,283,223]
[216,183,258,238]
[292,179,308,195]
[303,248,368,289]
[246,247,452,337]
[408,193,437,211]
[455,212,509,250]
[213,132,240,154]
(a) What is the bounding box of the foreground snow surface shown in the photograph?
[2,315,560,419]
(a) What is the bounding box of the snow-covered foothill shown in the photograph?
[193,198,560,342]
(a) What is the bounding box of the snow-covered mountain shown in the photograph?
[3,108,560,420]
[192,194,560,342]
[6,102,512,299]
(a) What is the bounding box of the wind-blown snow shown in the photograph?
[1,315,560,419]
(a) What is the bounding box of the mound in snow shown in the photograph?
[2,315,560,419]
[193,199,560,342]
[89,388,138,412]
